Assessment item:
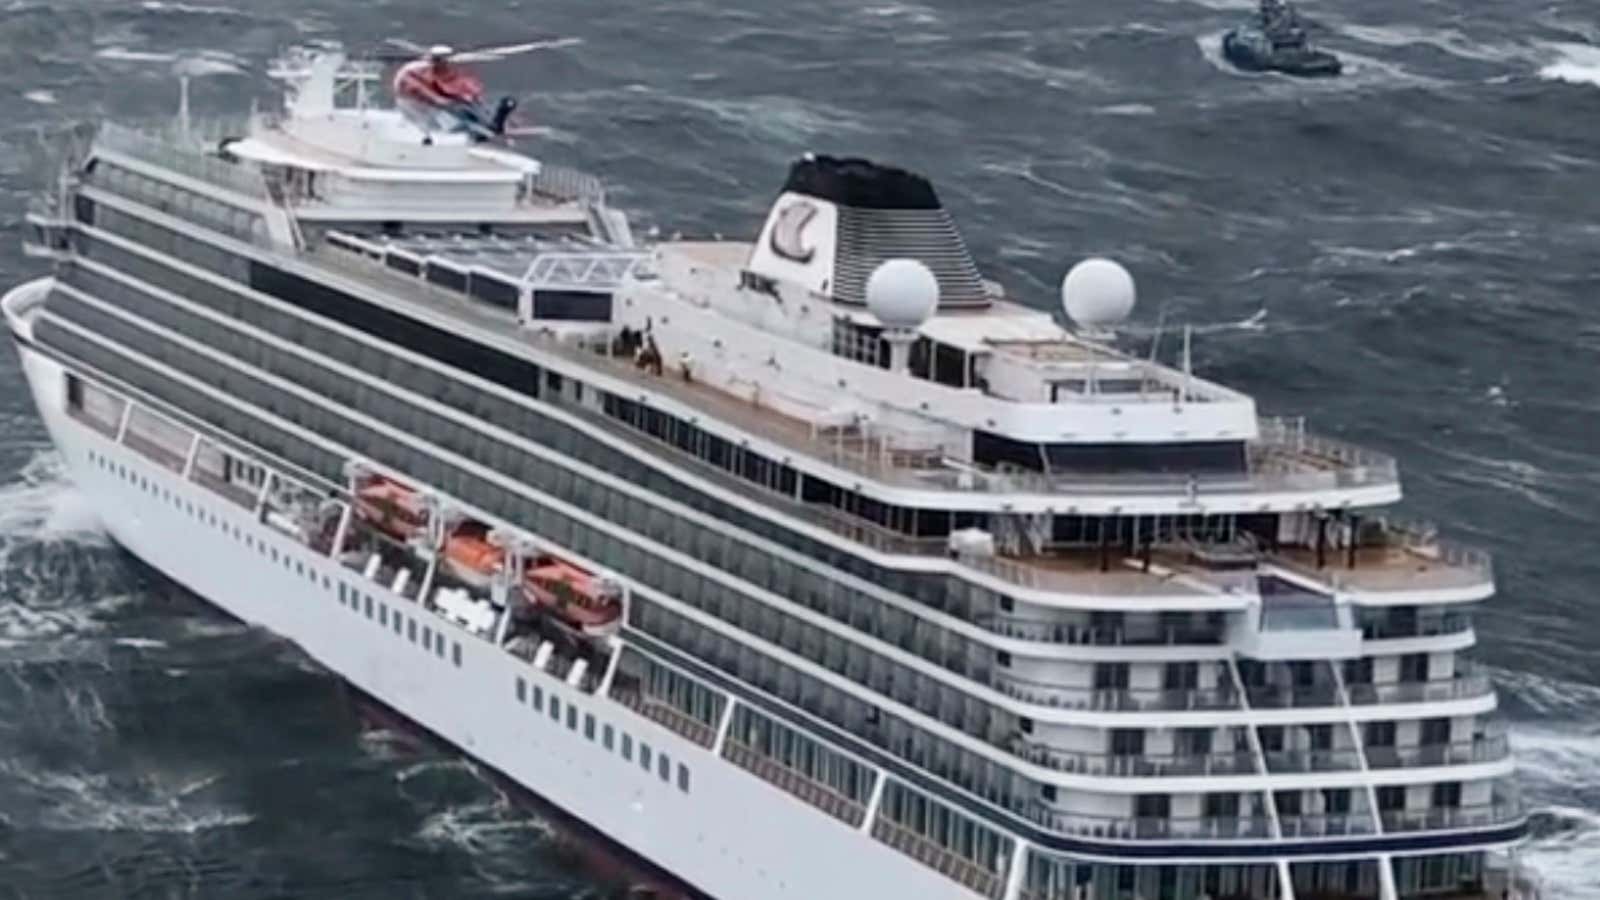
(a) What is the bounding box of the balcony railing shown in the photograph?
[1023,806,1275,841]
[1263,748,1365,773]
[995,674,1240,712]
[871,818,1006,899]
[611,691,718,749]
[1365,736,1512,770]
[1347,669,1494,706]
[1014,742,1258,777]
[1277,812,1378,837]
[724,738,868,828]
[975,614,1225,647]
[1245,682,1344,710]
[1361,612,1474,641]
[1380,802,1523,833]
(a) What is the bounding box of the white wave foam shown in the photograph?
[860,3,940,26]
[1521,804,1600,899]
[139,1,243,15]
[21,90,56,106]
[0,760,252,834]
[1339,24,1520,65]
[0,451,107,548]
[93,47,178,63]
[1539,43,1600,87]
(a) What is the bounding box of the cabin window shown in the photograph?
[676,765,690,793]
[622,734,633,760]
[566,706,577,731]
[468,272,520,312]
[639,744,653,772]
[658,754,670,782]
[531,290,612,322]
[549,696,561,721]
[452,642,462,667]
[516,678,527,703]
[603,724,615,750]
[585,714,596,740]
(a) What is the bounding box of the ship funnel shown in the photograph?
[746,154,989,309]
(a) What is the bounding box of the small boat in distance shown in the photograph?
[1223,0,1342,77]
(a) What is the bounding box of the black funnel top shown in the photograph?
[781,156,942,212]
[777,154,989,309]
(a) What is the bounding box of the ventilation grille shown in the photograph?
[831,207,988,309]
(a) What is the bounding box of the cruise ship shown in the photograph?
[4,45,1537,899]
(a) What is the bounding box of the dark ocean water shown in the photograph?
[0,0,1596,896]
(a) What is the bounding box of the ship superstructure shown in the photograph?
[4,45,1533,900]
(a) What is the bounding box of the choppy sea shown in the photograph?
[0,0,1596,896]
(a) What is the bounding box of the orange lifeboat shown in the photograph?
[353,477,426,542]
[523,557,622,637]
[440,525,505,590]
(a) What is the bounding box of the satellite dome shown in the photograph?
[866,259,939,330]
[1061,258,1136,330]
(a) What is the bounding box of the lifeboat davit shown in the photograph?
[523,558,623,637]
[353,477,427,542]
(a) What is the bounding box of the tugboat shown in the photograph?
[1223,0,1341,77]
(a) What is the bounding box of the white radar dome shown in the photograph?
[1061,258,1136,330]
[866,259,939,330]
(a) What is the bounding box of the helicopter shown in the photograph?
[378,36,583,142]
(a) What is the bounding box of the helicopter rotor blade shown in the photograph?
[384,37,428,55]
[452,37,583,62]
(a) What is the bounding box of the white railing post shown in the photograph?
[113,401,134,444]
[858,769,887,834]
[596,643,625,698]
[328,503,353,559]
[180,433,202,480]
[1277,860,1299,900]
[1378,854,1399,900]
[710,698,736,755]
[1000,839,1030,900]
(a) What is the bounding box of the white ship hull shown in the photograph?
[13,337,975,900]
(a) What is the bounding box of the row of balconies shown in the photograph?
[976,606,1474,650]
[1011,736,1513,779]
[1018,802,1524,842]
[992,665,1494,714]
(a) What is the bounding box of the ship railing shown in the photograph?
[1361,611,1474,641]
[1347,668,1494,706]
[869,817,1006,899]
[64,396,125,440]
[994,674,1240,712]
[1365,735,1512,770]
[1013,742,1258,777]
[527,163,606,206]
[1380,801,1523,834]
[1367,515,1495,579]
[974,614,1225,646]
[548,336,1400,498]
[1244,682,1345,710]
[612,689,717,749]
[1277,812,1379,837]
[1023,807,1276,841]
[522,252,649,293]
[723,738,868,828]
[1261,748,1365,774]
[95,122,270,203]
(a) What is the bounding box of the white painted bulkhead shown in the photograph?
[14,339,980,900]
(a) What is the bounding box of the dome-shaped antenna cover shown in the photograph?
[866,259,940,330]
[1062,258,1136,329]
